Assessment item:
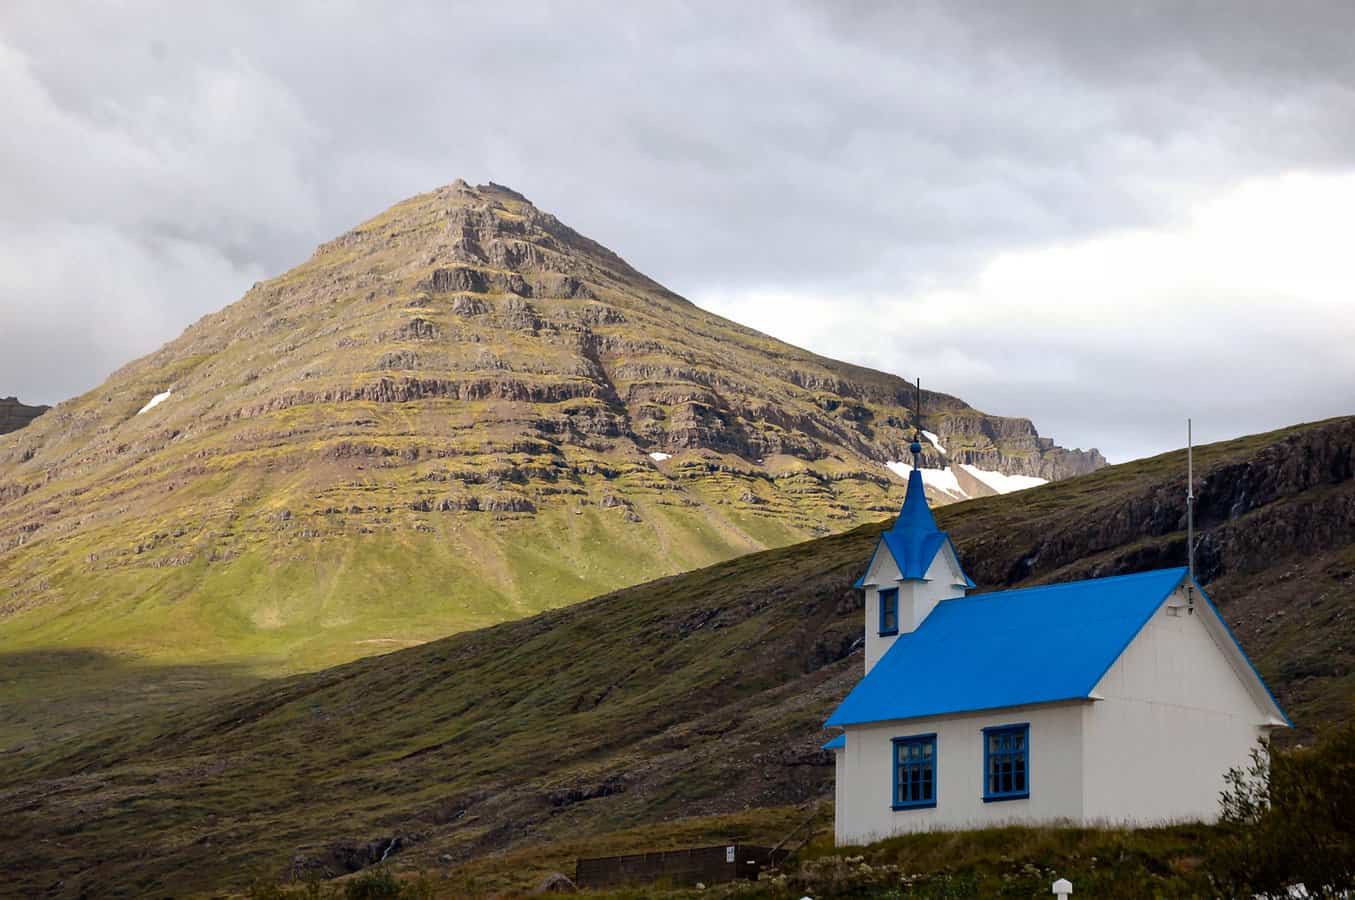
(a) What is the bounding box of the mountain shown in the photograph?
[1,417,1348,898]
[0,396,48,434]
[0,181,1100,690]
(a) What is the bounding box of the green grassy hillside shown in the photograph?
[0,416,1350,898]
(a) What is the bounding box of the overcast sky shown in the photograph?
[2,2,1353,462]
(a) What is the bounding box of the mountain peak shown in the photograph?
[477,180,533,204]
[307,178,646,301]
[0,183,1102,681]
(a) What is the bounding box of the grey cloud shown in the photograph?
[1,0,1352,459]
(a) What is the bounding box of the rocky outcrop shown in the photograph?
[228,376,604,419]
[960,417,1355,588]
[948,445,1106,480]
[0,397,48,435]
[535,873,578,893]
[288,834,419,881]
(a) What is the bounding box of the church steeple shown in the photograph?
[854,377,973,673]
[893,378,938,535]
[895,468,940,535]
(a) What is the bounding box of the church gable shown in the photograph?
[933,539,973,590]
[1093,581,1289,727]
[858,537,903,588]
[857,531,968,588]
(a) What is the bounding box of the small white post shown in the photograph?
[1052,877,1072,898]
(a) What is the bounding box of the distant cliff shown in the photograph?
[0,397,48,435]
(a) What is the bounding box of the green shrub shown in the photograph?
[343,866,403,899]
[245,866,435,900]
[1212,719,1355,897]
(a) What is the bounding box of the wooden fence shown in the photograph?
[575,843,786,889]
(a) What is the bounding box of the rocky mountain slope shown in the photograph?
[0,417,1348,898]
[0,181,1100,688]
[0,396,47,434]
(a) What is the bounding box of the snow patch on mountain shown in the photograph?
[887,459,1048,502]
[959,464,1048,494]
[137,390,172,415]
[885,460,967,500]
[921,430,945,453]
[649,452,672,461]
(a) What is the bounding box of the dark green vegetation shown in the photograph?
[1212,719,1355,898]
[0,415,1350,898]
[0,181,1099,753]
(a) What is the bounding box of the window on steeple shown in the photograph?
[879,588,899,635]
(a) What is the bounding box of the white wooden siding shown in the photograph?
[1080,584,1275,824]
[836,701,1086,844]
[862,550,967,674]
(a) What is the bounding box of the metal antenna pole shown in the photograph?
[914,378,923,469]
[1187,418,1195,613]
[915,378,922,434]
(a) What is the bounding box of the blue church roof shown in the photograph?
[821,733,845,750]
[827,567,1192,727]
[853,469,973,587]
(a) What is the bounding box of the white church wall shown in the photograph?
[1080,585,1272,824]
[836,701,1086,844]
[863,552,966,674]
[833,745,847,843]
[862,547,902,674]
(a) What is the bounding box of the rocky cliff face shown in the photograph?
[0,397,47,435]
[958,417,1355,588]
[0,181,1101,676]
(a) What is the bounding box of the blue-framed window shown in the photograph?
[878,588,899,635]
[891,734,937,809]
[983,723,1030,802]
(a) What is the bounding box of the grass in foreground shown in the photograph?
[242,720,1354,898]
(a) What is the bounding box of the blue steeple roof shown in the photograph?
[896,468,938,533]
[853,461,973,588]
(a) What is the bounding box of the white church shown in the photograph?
[822,433,1289,844]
